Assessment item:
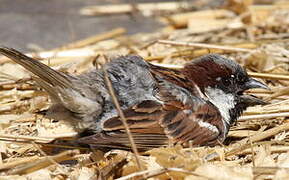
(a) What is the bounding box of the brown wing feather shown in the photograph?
[79,63,225,150]
[160,104,223,146]
[79,97,224,151]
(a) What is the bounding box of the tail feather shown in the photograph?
[0,47,72,89]
[0,47,104,121]
[78,131,168,151]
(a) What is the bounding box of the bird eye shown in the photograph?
[222,78,231,86]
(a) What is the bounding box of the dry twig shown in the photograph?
[8,149,79,175]
[158,40,253,52]
[80,2,193,16]
[103,68,143,170]
[116,167,212,180]
[54,28,126,50]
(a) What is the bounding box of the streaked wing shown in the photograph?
[78,65,224,150]
[159,104,222,146]
[78,99,222,150]
[150,66,224,146]
[78,100,167,151]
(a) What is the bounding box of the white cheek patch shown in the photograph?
[205,87,236,125]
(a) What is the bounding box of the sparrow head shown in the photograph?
[183,54,269,126]
[183,54,268,94]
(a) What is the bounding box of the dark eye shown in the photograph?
[222,78,231,86]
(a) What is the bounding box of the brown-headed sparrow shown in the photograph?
[0,47,268,150]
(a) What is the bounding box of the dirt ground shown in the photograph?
[0,0,165,51]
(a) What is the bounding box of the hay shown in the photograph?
[0,0,289,179]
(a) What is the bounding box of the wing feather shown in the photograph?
[78,63,225,150]
[80,93,224,150]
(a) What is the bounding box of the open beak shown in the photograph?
[241,78,269,106]
[244,78,270,90]
[240,94,268,106]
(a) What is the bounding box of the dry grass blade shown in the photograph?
[116,167,212,180]
[80,2,193,16]
[1,0,289,179]
[32,142,67,174]
[103,68,143,170]
[0,48,97,65]
[8,149,79,175]
[54,27,126,50]
[239,112,289,120]
[253,167,289,175]
[99,157,128,179]
[0,156,40,171]
[226,123,289,157]
[206,123,289,161]
[158,40,253,52]
[241,144,289,154]
[0,133,54,143]
[248,72,289,81]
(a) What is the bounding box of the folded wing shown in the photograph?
[78,64,224,150]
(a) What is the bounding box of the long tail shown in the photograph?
[0,47,103,120]
[0,47,72,89]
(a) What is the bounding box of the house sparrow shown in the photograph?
[0,47,268,150]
